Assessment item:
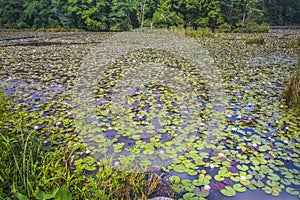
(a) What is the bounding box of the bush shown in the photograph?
[233,21,269,33]
[218,23,231,33]
[245,22,269,33]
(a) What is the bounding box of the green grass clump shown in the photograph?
[283,58,300,113]
[185,28,216,38]
[245,37,265,45]
[285,38,300,48]
[0,91,165,199]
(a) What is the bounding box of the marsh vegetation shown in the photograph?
[0,29,299,200]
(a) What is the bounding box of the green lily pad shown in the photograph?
[220,186,236,197]
[237,164,249,171]
[173,165,186,173]
[183,192,197,200]
[251,180,264,188]
[280,178,291,186]
[214,174,225,181]
[233,183,247,192]
[169,175,181,184]
[268,173,281,181]
[286,187,300,195]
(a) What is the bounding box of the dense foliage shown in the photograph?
[0,0,299,31]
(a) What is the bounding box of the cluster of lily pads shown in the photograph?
[0,30,299,200]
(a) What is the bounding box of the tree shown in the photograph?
[264,0,300,26]
[152,0,184,28]
[109,0,139,31]
[22,0,59,29]
[67,0,109,31]
[220,0,241,29]
[0,0,25,28]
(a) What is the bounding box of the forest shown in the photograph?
[0,0,300,31]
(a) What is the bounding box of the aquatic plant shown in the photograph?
[245,36,265,45]
[1,31,300,200]
[0,90,163,200]
[283,57,300,112]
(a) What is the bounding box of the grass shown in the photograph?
[285,38,300,48]
[184,28,216,38]
[0,91,165,200]
[283,57,300,113]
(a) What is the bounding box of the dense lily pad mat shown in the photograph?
[0,30,300,200]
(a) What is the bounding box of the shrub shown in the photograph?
[245,22,269,33]
[218,23,231,33]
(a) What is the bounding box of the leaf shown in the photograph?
[173,165,186,173]
[237,164,249,171]
[268,173,281,181]
[34,188,58,200]
[169,175,180,184]
[233,183,246,192]
[55,186,72,200]
[286,187,300,196]
[220,186,236,197]
[214,174,224,181]
[251,180,264,188]
[280,178,291,186]
[15,193,30,200]
[183,192,197,200]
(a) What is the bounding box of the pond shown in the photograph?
[0,30,299,200]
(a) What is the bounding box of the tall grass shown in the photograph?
[285,38,300,48]
[245,37,265,45]
[184,28,216,38]
[283,57,300,113]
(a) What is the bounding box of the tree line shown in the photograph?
[0,0,299,31]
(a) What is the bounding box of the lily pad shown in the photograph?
[286,187,300,195]
[220,186,236,197]
[233,183,247,192]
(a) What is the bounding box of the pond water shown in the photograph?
[0,31,299,200]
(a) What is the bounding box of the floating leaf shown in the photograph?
[233,183,246,192]
[237,164,249,171]
[220,186,236,197]
[286,187,300,195]
[214,174,225,181]
[169,175,180,184]
[251,180,264,188]
[183,193,197,200]
[268,173,281,181]
[173,165,186,173]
